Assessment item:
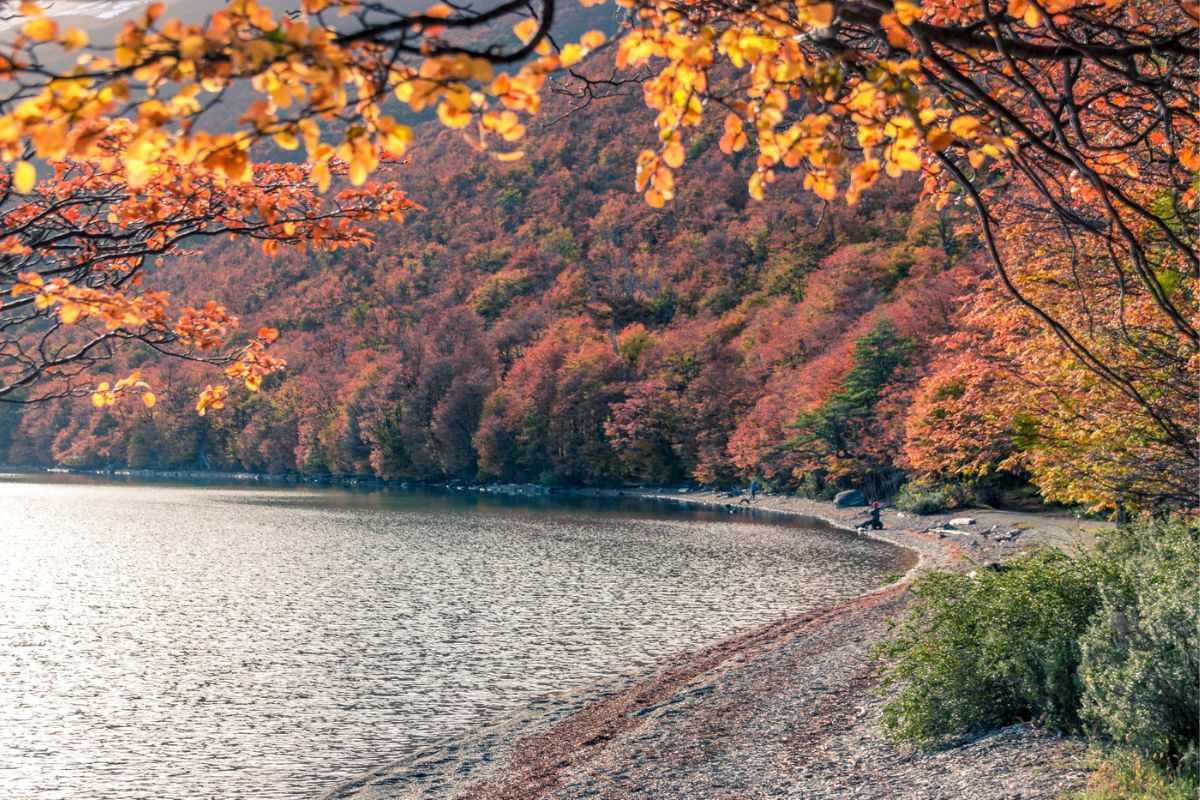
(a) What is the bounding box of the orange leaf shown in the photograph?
[927,128,954,152]
[663,140,685,169]
[513,18,539,44]
[807,2,835,27]
[580,30,605,49]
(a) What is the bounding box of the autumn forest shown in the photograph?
[0,0,1194,518]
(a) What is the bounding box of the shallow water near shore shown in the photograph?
[0,474,909,799]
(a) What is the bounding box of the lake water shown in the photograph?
[0,475,909,799]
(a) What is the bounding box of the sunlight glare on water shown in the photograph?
[0,475,908,799]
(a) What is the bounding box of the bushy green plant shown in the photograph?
[878,516,1199,771]
[877,550,1104,746]
[1066,750,1198,800]
[894,483,949,514]
[1079,518,1199,773]
[894,482,968,515]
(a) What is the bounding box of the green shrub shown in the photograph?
[1079,518,1199,773]
[1066,750,1198,800]
[877,549,1104,746]
[894,483,961,515]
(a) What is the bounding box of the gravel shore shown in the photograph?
[329,492,1107,800]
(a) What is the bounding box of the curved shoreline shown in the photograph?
[6,468,1095,798]
[325,491,1100,799]
[322,494,976,800]
[602,488,956,573]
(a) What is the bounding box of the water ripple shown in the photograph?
[0,477,908,799]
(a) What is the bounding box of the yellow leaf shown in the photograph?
[560,43,584,67]
[22,16,56,41]
[748,171,765,200]
[494,150,525,161]
[60,27,88,50]
[892,146,922,170]
[142,392,156,408]
[894,1,922,24]
[311,161,331,192]
[179,35,206,60]
[59,304,81,324]
[950,115,981,138]
[645,187,666,208]
[804,171,838,201]
[382,124,412,155]
[437,100,471,129]
[13,161,35,193]
[852,158,881,188]
[927,128,954,152]
[91,392,106,408]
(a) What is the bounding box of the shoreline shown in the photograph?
[316,488,931,800]
[588,487,957,573]
[8,466,1102,798]
[7,467,1103,798]
[444,492,1097,800]
[323,488,1103,799]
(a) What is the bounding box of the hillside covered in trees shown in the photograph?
[0,121,973,505]
[2,52,1193,515]
[0,81,988,498]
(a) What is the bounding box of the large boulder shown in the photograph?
[834,489,866,507]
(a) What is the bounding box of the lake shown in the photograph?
[0,475,910,799]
